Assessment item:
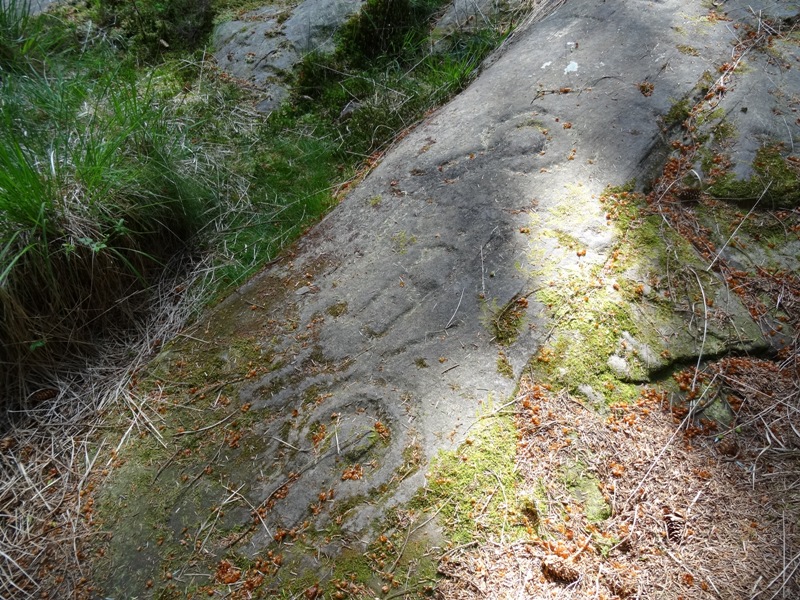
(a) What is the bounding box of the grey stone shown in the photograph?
[607,355,630,380]
[212,0,363,111]
[98,0,800,593]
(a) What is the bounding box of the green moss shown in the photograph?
[531,294,641,404]
[561,462,611,522]
[485,294,528,346]
[695,107,725,126]
[415,357,428,368]
[664,98,691,127]
[708,144,800,208]
[412,407,521,543]
[496,351,514,379]
[326,301,348,317]
[527,186,691,403]
[547,228,583,250]
[391,230,417,254]
[330,547,381,587]
[676,44,700,56]
[604,179,636,196]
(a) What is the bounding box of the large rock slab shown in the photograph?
[94,0,797,595]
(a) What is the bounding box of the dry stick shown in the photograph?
[222,483,272,539]
[197,483,246,553]
[0,547,38,595]
[152,447,182,484]
[175,332,211,344]
[174,441,225,506]
[445,287,466,330]
[12,455,52,513]
[707,181,772,271]
[271,437,309,453]
[750,549,800,600]
[77,438,103,490]
[125,395,166,448]
[666,549,698,582]
[688,267,709,391]
[173,411,237,437]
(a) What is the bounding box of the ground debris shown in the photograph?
[436,377,800,599]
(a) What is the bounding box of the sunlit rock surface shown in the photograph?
[94,0,800,596]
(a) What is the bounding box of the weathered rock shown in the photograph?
[213,0,363,111]
[95,0,800,595]
[433,0,516,38]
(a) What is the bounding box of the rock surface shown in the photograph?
[212,0,531,111]
[95,0,800,596]
[213,0,364,111]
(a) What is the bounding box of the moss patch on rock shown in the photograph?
[561,462,612,522]
[709,144,800,208]
[413,404,521,544]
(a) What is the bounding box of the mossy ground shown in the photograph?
[708,144,800,208]
[412,402,522,545]
[523,185,678,405]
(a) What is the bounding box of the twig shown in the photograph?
[173,411,236,437]
[196,484,245,553]
[175,333,211,344]
[749,549,800,600]
[688,268,709,391]
[152,447,182,484]
[445,287,466,330]
[480,226,499,297]
[174,442,225,506]
[707,181,771,271]
[271,437,309,452]
[0,548,39,593]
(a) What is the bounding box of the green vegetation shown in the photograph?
[0,0,515,409]
[708,144,800,208]
[292,0,506,159]
[413,406,521,543]
[94,0,215,59]
[485,294,528,345]
[497,351,514,378]
[337,0,442,65]
[664,97,691,127]
[326,301,348,317]
[561,462,611,522]
[391,230,417,254]
[676,43,700,56]
[0,1,221,403]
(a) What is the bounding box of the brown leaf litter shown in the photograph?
[436,371,800,599]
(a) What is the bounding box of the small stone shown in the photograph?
[607,355,629,378]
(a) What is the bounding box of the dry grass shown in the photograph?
[437,371,800,599]
[0,254,214,599]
